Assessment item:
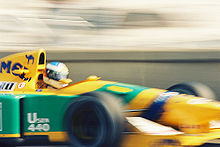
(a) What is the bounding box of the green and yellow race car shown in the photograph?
[0,49,219,147]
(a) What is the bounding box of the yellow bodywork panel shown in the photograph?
[160,95,220,134]
[0,49,46,91]
[0,134,20,137]
[107,86,133,93]
[57,80,116,95]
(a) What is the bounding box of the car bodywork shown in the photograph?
[0,49,220,146]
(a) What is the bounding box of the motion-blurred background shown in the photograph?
[1,0,220,99]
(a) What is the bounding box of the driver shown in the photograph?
[43,61,72,89]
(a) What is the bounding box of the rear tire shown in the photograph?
[167,82,216,99]
[65,92,124,147]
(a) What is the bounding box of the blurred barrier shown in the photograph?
[49,50,220,100]
[1,49,220,100]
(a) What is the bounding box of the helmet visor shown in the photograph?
[47,69,68,81]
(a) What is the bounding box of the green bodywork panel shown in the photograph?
[0,82,150,135]
[22,95,76,133]
[0,94,20,135]
[99,82,150,104]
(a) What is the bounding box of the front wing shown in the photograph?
[122,117,220,147]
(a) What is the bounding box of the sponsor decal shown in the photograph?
[0,61,31,81]
[25,54,34,64]
[187,98,212,104]
[180,124,201,129]
[210,120,220,129]
[0,81,17,91]
[154,92,179,102]
[35,89,43,92]
[141,92,179,121]
[27,113,50,132]
[150,139,180,147]
[17,82,26,89]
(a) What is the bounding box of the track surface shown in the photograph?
[17,144,220,147]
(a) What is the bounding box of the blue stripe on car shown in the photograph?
[141,92,179,121]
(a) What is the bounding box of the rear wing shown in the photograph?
[0,49,46,91]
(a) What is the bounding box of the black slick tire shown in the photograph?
[65,92,124,147]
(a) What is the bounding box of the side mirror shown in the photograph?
[59,79,72,84]
[87,75,101,81]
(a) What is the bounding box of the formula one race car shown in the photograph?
[0,49,220,147]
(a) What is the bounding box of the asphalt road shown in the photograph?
[17,144,220,147]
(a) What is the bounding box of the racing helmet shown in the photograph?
[46,61,69,81]
[44,61,71,88]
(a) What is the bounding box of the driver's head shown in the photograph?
[44,61,71,88]
[46,61,69,81]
